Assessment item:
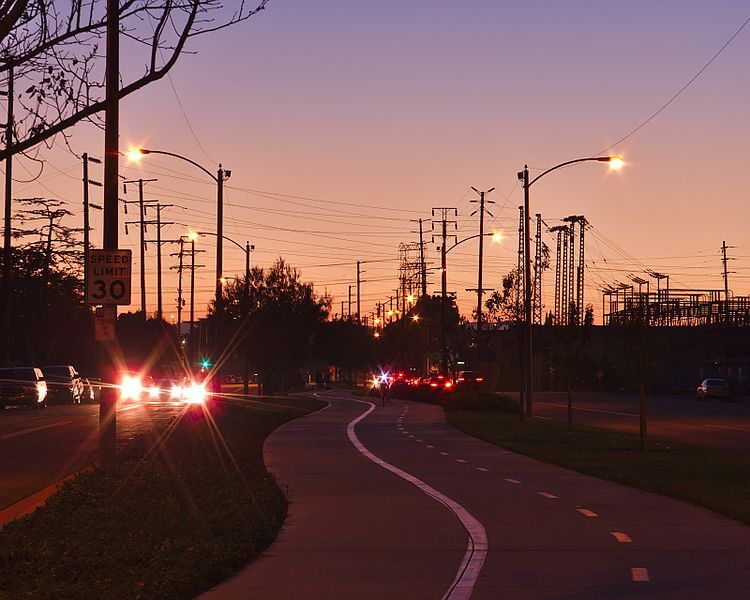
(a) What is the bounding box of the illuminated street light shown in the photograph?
[492,231,503,243]
[518,155,624,419]
[187,230,199,241]
[411,314,420,323]
[406,294,415,303]
[374,331,381,339]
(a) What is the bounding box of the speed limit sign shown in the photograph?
[86,249,132,305]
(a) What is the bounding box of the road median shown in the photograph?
[0,396,325,599]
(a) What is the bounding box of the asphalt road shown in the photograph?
[203,390,750,599]
[0,400,182,510]
[510,391,750,453]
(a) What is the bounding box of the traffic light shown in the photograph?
[200,358,211,370]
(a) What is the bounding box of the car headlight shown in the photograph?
[120,375,143,400]
[185,382,207,405]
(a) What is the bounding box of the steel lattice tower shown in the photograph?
[533,214,543,324]
[549,225,567,325]
[516,205,525,318]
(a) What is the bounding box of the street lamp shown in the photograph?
[437,230,503,373]
[518,155,623,418]
[128,147,231,355]
[187,229,254,395]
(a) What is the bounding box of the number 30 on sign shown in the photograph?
[86,249,132,305]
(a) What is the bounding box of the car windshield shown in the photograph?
[706,379,727,386]
[43,366,71,378]
[0,368,37,381]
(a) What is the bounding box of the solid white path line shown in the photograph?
[610,532,632,543]
[0,420,72,441]
[577,508,598,517]
[631,567,650,582]
[346,400,488,600]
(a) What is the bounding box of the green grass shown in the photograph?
[0,396,326,599]
[446,410,750,524]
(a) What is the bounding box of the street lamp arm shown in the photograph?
[140,149,218,182]
[193,230,246,253]
[445,231,495,254]
[528,156,610,188]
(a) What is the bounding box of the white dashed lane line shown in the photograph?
[538,491,558,499]
[426,445,434,449]
[631,568,650,582]
[456,459,468,464]
[577,508,598,518]
[475,467,490,473]
[505,478,522,484]
[611,532,632,543]
[440,452,450,456]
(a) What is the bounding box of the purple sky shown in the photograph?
[9,1,750,323]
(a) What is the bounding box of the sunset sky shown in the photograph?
[8,1,750,324]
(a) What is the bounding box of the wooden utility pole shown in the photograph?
[100,0,119,467]
[1,61,13,365]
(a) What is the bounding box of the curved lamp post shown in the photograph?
[128,148,231,360]
[439,230,503,373]
[518,155,623,418]
[189,230,254,396]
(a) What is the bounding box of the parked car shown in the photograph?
[0,367,48,409]
[42,365,84,404]
[455,370,485,390]
[696,378,732,401]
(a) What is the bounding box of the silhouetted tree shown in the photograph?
[0,0,270,160]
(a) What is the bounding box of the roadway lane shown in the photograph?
[205,390,750,598]
[0,401,182,510]
[511,391,750,452]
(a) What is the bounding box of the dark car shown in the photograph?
[0,367,48,410]
[455,370,485,390]
[696,379,731,401]
[420,374,454,392]
[42,365,84,404]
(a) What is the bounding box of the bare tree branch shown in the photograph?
[0,0,270,161]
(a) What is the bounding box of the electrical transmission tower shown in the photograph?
[532,214,543,325]
[516,205,525,319]
[398,242,426,308]
[549,225,568,325]
[562,215,588,325]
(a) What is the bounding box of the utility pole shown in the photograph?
[419,218,427,297]
[1,61,13,365]
[356,260,361,323]
[100,0,120,467]
[242,241,254,396]
[348,285,352,321]
[520,166,533,417]
[214,165,228,355]
[721,240,735,324]
[82,153,102,301]
[123,177,157,318]
[470,187,495,363]
[432,207,457,373]
[142,204,173,322]
[190,236,195,362]
[176,237,184,338]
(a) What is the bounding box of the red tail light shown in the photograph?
[444,381,453,388]
[430,382,438,388]
[475,377,484,382]
[457,377,465,382]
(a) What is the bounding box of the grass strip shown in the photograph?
[0,396,326,599]
[446,410,750,524]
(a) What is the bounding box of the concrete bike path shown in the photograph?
[201,394,477,599]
